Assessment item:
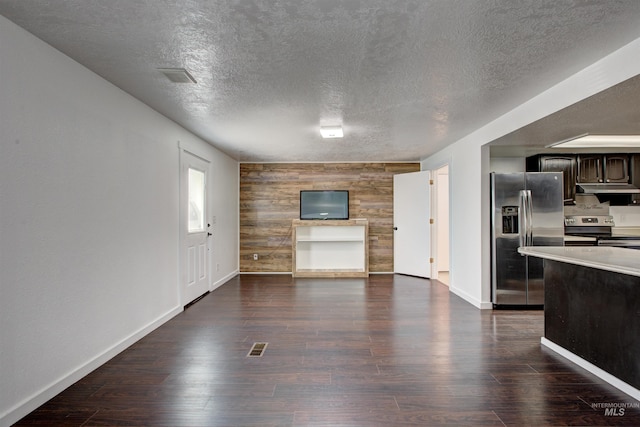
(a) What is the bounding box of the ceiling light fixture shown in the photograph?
[320,126,343,139]
[157,67,197,84]
[548,133,640,148]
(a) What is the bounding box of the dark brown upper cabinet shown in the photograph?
[577,154,630,183]
[528,153,635,205]
[631,155,640,204]
[526,155,576,204]
[604,154,630,183]
[577,155,603,183]
[631,155,640,187]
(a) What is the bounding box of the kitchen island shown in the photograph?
[518,246,640,400]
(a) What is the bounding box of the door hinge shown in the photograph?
[429,258,434,264]
[429,179,434,185]
[429,218,434,224]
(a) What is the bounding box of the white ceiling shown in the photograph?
[2,1,640,162]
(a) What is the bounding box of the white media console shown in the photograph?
[292,219,369,278]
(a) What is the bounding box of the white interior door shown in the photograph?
[181,150,211,305]
[393,170,431,278]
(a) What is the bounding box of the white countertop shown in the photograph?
[518,246,640,278]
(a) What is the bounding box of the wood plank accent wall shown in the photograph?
[240,163,420,273]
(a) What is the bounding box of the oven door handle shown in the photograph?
[597,239,640,247]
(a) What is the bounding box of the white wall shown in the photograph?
[0,16,238,426]
[422,38,640,309]
[489,157,526,173]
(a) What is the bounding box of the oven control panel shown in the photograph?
[564,215,615,227]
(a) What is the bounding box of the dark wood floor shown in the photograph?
[15,274,640,426]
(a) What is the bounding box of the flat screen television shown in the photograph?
[300,190,349,220]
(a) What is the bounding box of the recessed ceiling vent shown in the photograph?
[320,126,343,139]
[157,67,197,84]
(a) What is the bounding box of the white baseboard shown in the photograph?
[448,285,490,309]
[211,270,238,291]
[478,301,494,310]
[239,271,292,275]
[541,337,640,401]
[1,306,183,427]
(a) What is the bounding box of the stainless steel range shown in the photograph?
[564,214,615,237]
[564,211,640,249]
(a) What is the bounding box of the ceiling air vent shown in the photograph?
[157,67,197,84]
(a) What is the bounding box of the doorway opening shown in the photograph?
[434,165,450,286]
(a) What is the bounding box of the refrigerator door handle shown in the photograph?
[518,190,528,249]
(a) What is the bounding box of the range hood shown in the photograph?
[576,183,640,194]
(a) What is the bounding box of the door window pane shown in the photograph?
[188,168,205,232]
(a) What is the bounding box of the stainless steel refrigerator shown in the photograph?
[490,172,564,308]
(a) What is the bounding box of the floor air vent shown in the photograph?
[247,342,268,357]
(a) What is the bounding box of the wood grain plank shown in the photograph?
[15,275,639,427]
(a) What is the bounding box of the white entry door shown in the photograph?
[393,170,431,277]
[181,151,211,306]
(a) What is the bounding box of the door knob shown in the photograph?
[393,227,398,230]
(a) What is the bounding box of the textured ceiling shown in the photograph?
[2,1,640,162]
[490,74,640,157]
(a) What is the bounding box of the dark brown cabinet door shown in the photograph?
[604,155,629,183]
[538,156,576,203]
[632,155,640,205]
[632,155,640,187]
[577,155,603,183]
